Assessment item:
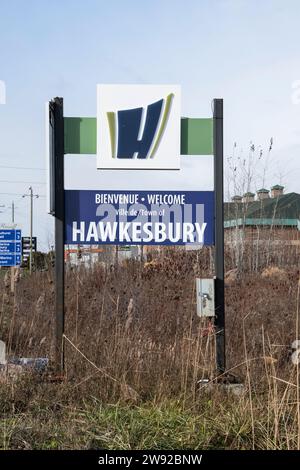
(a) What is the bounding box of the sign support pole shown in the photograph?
[10,266,15,294]
[213,99,226,374]
[53,97,65,373]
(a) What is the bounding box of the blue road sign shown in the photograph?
[0,230,16,241]
[0,254,15,266]
[0,241,21,252]
[65,190,214,246]
[0,229,22,266]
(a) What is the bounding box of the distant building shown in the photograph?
[256,188,270,201]
[231,195,243,203]
[64,244,140,267]
[225,186,300,244]
[271,184,284,198]
[242,192,255,203]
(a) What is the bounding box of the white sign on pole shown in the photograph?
[97,84,181,170]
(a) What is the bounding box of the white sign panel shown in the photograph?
[97,84,181,170]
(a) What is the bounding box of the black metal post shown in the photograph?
[53,97,65,373]
[213,99,225,374]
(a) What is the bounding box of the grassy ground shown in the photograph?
[0,246,300,449]
[0,387,294,450]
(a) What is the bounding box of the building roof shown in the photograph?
[257,188,269,193]
[224,192,300,227]
[243,192,255,197]
[271,184,284,190]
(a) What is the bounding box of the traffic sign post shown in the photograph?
[21,237,37,266]
[0,229,22,267]
[0,228,22,295]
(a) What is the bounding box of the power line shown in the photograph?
[0,180,46,184]
[0,194,25,211]
[0,192,29,196]
[0,165,46,170]
[0,192,46,197]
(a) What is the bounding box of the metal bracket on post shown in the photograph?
[213,98,226,375]
[196,278,215,317]
[51,97,65,374]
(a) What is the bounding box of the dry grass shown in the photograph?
[0,245,300,449]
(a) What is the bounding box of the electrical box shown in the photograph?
[196,278,215,317]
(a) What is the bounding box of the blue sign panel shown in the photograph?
[0,241,21,252]
[0,254,20,266]
[0,254,16,266]
[0,229,22,266]
[65,190,214,245]
[0,230,16,241]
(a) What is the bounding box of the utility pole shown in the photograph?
[22,187,39,274]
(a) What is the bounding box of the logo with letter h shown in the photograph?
[107,93,174,159]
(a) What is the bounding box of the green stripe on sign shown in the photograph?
[64,117,213,155]
[180,118,213,155]
[64,117,97,155]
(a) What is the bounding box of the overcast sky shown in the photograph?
[1,0,300,250]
